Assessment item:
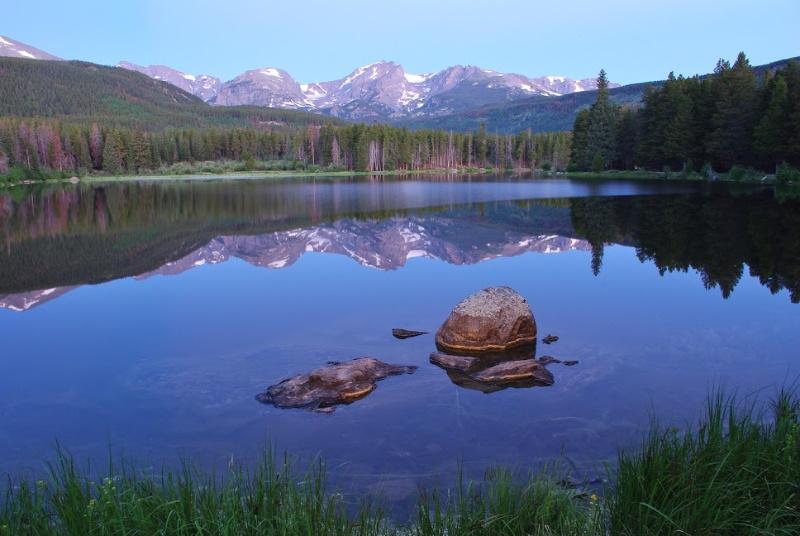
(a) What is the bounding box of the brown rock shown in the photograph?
[256,357,416,411]
[436,287,537,355]
[429,351,480,372]
[472,359,554,386]
[392,328,428,339]
[536,355,562,366]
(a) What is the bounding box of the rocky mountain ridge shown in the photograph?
[0,33,616,122]
[117,59,610,120]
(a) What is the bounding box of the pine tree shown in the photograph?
[782,61,800,166]
[707,52,758,170]
[753,75,789,170]
[615,108,638,170]
[101,131,125,174]
[585,69,618,170]
[570,109,591,170]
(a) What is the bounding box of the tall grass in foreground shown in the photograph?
[0,453,388,536]
[0,453,592,535]
[609,390,800,535]
[415,469,599,535]
[1,390,798,535]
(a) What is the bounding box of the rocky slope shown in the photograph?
[0,33,612,123]
[121,58,610,121]
[0,34,61,60]
[117,61,221,101]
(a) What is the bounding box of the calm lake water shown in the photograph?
[1,175,798,507]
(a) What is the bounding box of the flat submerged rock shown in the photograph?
[256,357,417,412]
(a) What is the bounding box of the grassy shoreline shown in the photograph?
[0,167,496,189]
[2,390,797,534]
[0,165,784,190]
[566,169,776,183]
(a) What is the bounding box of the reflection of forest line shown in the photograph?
[570,192,800,302]
[1,183,799,303]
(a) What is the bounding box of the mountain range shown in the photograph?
[0,34,611,123]
[2,34,796,133]
[118,59,609,121]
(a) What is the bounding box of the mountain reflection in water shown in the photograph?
[1,178,797,311]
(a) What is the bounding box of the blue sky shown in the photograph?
[4,0,798,84]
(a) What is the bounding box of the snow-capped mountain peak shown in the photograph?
[113,53,616,120]
[117,61,221,101]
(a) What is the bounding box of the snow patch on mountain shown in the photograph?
[0,34,62,61]
[117,54,617,121]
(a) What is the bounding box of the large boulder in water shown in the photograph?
[436,286,537,355]
[256,357,416,412]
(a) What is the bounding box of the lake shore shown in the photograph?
[565,169,776,183]
[0,167,495,189]
[0,166,779,190]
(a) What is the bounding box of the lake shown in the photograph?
[1,175,798,509]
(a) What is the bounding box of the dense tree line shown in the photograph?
[0,118,571,179]
[571,53,800,174]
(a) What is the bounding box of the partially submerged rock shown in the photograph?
[392,328,428,339]
[440,361,554,393]
[256,357,416,412]
[430,348,582,393]
[472,359,554,386]
[431,352,555,393]
[429,351,480,372]
[542,334,559,344]
[436,287,537,355]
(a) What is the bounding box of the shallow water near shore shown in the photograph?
[1,174,798,511]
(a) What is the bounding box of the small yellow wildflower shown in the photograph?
[590,493,599,503]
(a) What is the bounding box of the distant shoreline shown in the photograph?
[1,166,777,189]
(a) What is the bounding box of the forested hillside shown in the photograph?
[0,57,338,130]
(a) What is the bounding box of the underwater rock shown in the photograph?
[436,286,537,355]
[256,357,417,412]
